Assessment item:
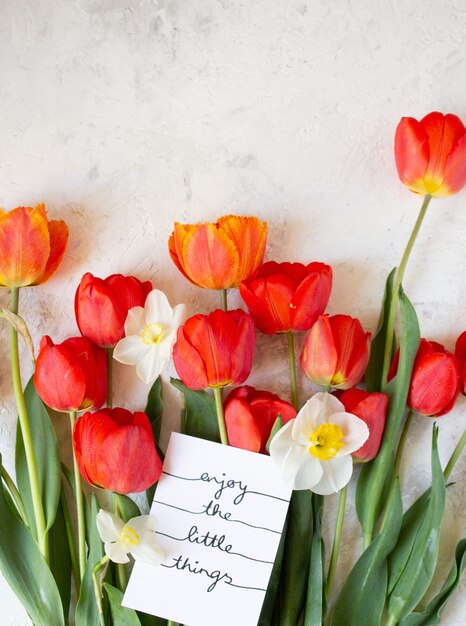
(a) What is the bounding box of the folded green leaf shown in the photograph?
[0,453,65,626]
[145,377,164,442]
[113,493,141,523]
[330,479,403,626]
[15,376,61,534]
[304,495,326,626]
[356,289,419,545]
[365,268,396,393]
[279,490,314,626]
[387,425,446,624]
[399,538,466,626]
[266,414,284,454]
[104,583,142,625]
[258,512,289,626]
[49,489,72,625]
[171,378,220,442]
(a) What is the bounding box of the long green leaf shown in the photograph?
[49,489,72,625]
[76,494,104,626]
[330,479,402,626]
[145,377,164,441]
[0,453,65,626]
[356,290,419,544]
[170,378,220,442]
[304,495,325,626]
[258,513,289,626]
[15,376,61,534]
[104,583,142,625]
[387,425,446,623]
[279,490,314,626]
[399,538,466,626]
[365,268,396,393]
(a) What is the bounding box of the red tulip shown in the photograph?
[300,314,371,390]
[73,408,162,494]
[0,204,68,287]
[395,112,466,197]
[34,336,107,412]
[75,273,152,347]
[173,309,255,390]
[239,261,332,334]
[169,215,267,290]
[336,388,388,461]
[224,386,297,454]
[455,331,466,394]
[390,338,460,417]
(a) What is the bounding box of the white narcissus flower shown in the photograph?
[113,289,185,384]
[269,392,369,495]
[96,510,165,565]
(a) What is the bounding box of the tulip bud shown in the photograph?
[73,408,162,494]
[34,336,107,412]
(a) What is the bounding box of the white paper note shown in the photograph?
[123,432,292,626]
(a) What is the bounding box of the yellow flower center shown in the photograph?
[120,525,140,548]
[142,322,164,345]
[308,423,344,461]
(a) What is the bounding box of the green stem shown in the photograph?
[60,483,80,594]
[113,498,128,590]
[106,347,114,408]
[325,485,347,599]
[381,194,432,387]
[69,410,87,580]
[213,387,229,445]
[9,287,48,560]
[287,331,299,410]
[0,464,28,525]
[92,555,110,626]
[220,289,228,312]
[394,410,414,476]
[444,426,466,481]
[386,615,398,626]
[167,622,177,626]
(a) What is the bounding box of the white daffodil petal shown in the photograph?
[131,540,166,566]
[172,303,186,328]
[330,412,370,456]
[279,443,313,488]
[136,347,167,384]
[96,510,124,543]
[292,397,322,440]
[105,541,130,564]
[292,454,324,491]
[318,392,345,419]
[114,336,149,365]
[127,515,158,535]
[144,290,175,326]
[269,420,295,459]
[125,307,146,336]
[312,455,353,495]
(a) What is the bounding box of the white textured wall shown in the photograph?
[1,0,466,623]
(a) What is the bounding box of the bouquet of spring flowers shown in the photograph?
[1,111,466,626]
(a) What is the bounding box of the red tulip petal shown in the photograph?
[351,393,388,461]
[225,398,262,452]
[173,323,209,390]
[300,316,338,386]
[455,331,466,363]
[0,205,50,287]
[228,310,255,385]
[394,117,429,192]
[443,132,466,195]
[409,352,460,416]
[291,263,332,331]
[422,112,466,194]
[37,218,69,284]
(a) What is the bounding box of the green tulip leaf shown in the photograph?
[0,453,65,626]
[356,289,419,545]
[113,492,141,522]
[49,488,72,624]
[304,495,326,626]
[104,583,142,625]
[266,414,284,454]
[145,377,164,442]
[15,376,61,534]
[76,494,105,626]
[170,378,220,442]
[258,512,289,626]
[330,479,402,626]
[398,538,466,626]
[387,425,446,624]
[365,268,396,393]
[279,490,314,626]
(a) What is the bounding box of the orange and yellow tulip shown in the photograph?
[0,204,68,288]
[168,215,267,290]
[395,112,466,197]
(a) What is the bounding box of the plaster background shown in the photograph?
[1,0,466,623]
